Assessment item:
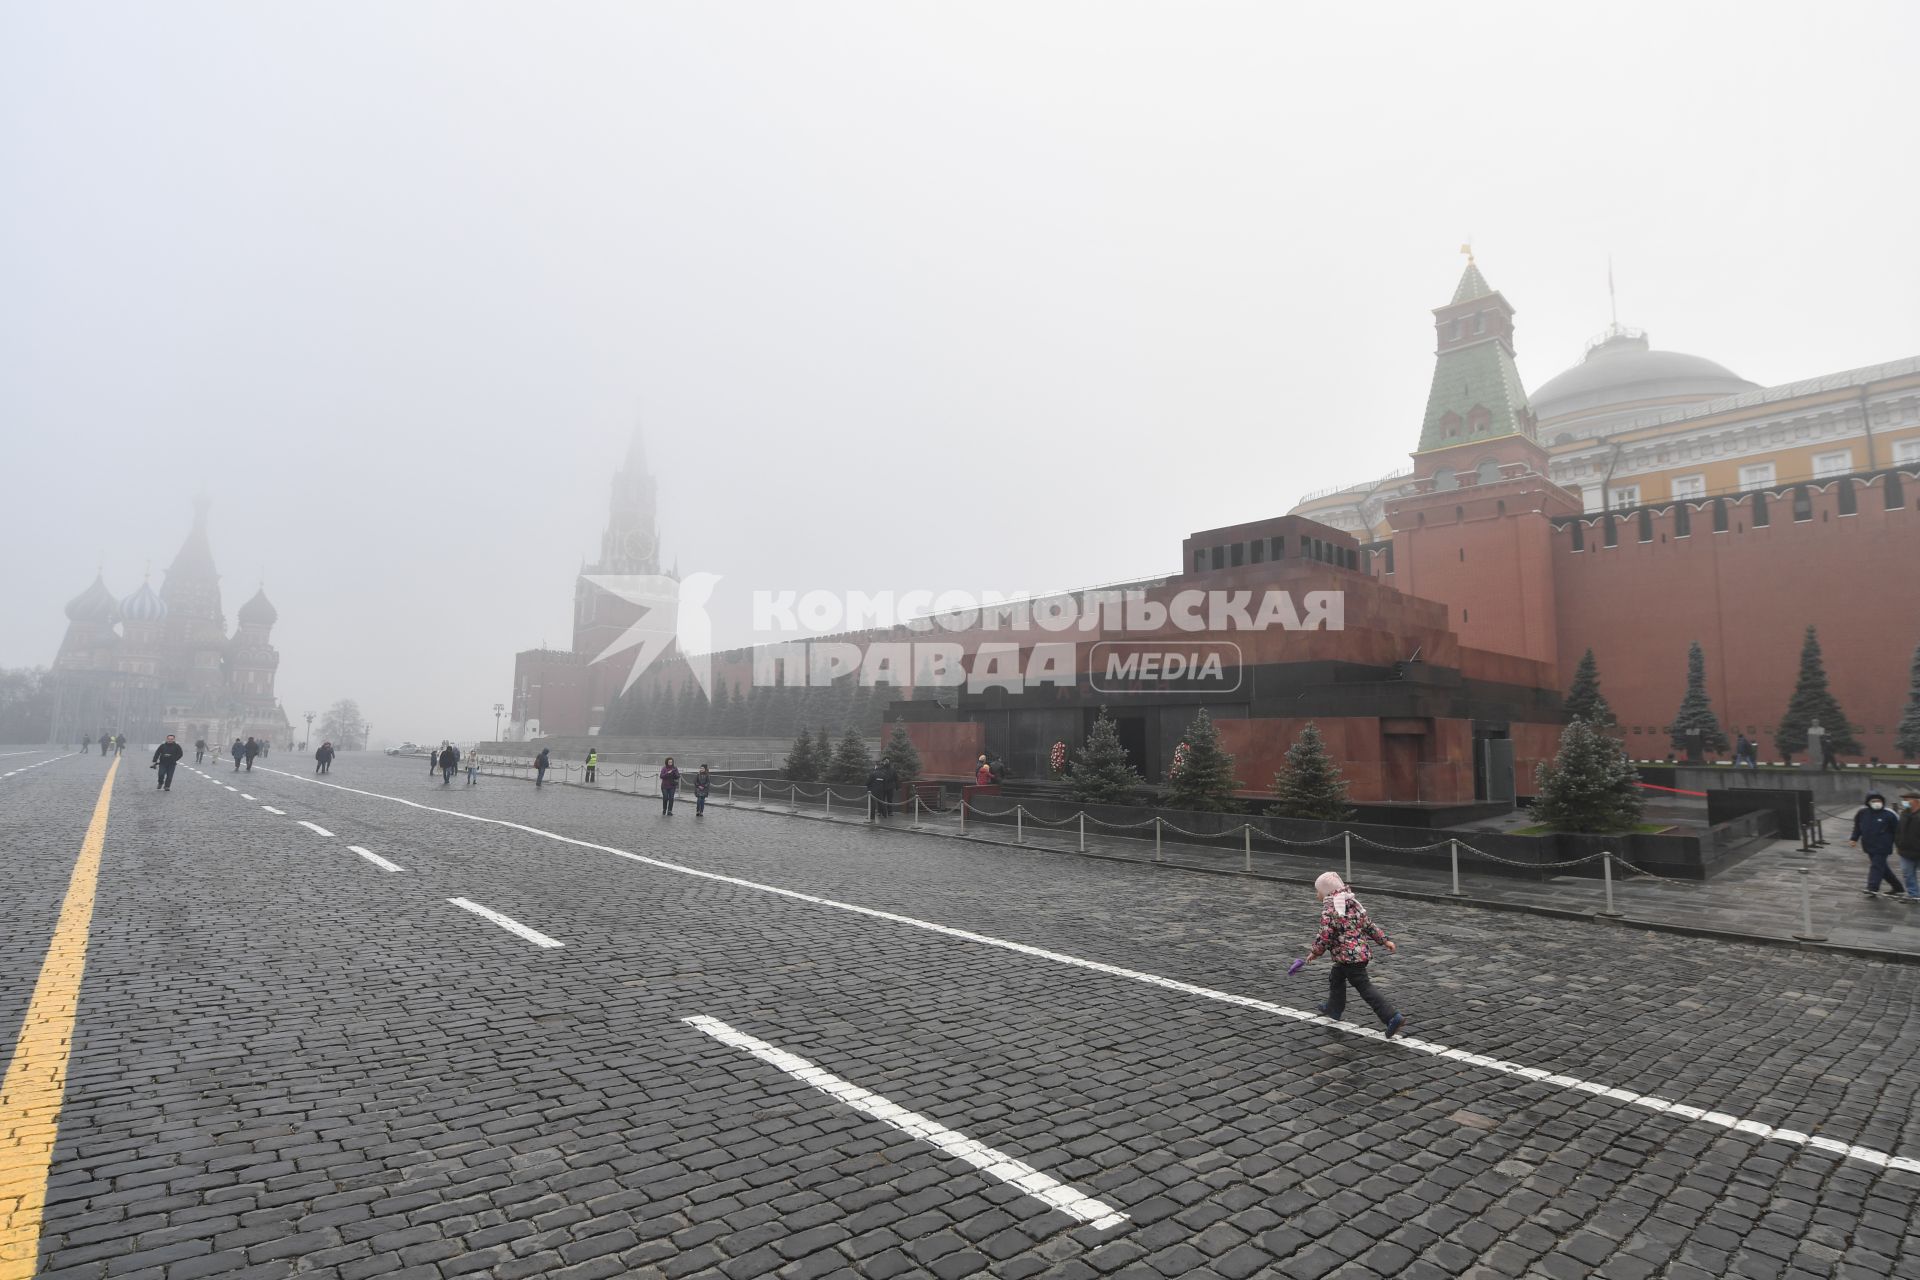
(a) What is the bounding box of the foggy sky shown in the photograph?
[4,2,1916,745]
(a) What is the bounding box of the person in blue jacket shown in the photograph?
[1850,792,1905,898]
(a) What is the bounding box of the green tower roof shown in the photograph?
[1417,262,1534,453]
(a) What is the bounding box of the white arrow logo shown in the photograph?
[582,573,722,698]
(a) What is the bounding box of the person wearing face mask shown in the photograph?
[1849,792,1905,899]
[1895,789,1920,902]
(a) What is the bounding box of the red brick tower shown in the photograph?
[1384,256,1581,672]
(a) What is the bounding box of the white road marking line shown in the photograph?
[260,806,286,815]
[686,1014,1125,1230]
[297,821,334,837]
[446,897,563,948]
[349,845,404,873]
[241,794,255,800]
[252,767,1920,1178]
[224,785,238,791]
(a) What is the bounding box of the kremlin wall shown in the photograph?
[515,259,1920,809]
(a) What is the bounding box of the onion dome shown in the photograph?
[238,586,278,627]
[64,574,117,623]
[118,580,169,623]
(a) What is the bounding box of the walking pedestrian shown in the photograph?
[115,733,126,755]
[150,734,183,790]
[430,747,440,775]
[230,737,245,771]
[1733,733,1756,770]
[99,732,111,756]
[534,747,550,787]
[243,736,258,771]
[79,736,89,754]
[1821,736,1842,772]
[441,743,460,786]
[194,737,206,764]
[315,741,335,775]
[659,757,681,815]
[694,764,711,816]
[1851,792,1905,898]
[466,754,479,787]
[584,748,598,784]
[1300,871,1407,1038]
[1895,789,1920,903]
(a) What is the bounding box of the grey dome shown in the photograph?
[65,574,117,623]
[238,587,278,627]
[118,580,169,623]
[1530,330,1755,423]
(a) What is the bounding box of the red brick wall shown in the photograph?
[1552,474,1920,762]
[906,721,986,779]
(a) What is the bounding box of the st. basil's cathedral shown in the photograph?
[48,500,292,748]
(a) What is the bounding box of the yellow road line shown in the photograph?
[0,756,117,1278]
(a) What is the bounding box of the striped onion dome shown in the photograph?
[118,580,169,623]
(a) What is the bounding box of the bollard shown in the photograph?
[1814,818,1828,848]
[758,781,764,805]
[1799,821,1814,853]
[961,796,968,833]
[1448,838,1464,897]
[1599,852,1621,917]
[727,779,734,801]
[1078,811,1085,853]
[1792,865,1827,941]
[825,788,831,817]
[1016,805,1024,844]
[1344,830,1352,886]
[1243,824,1252,873]
[1155,817,1162,863]
[913,794,921,828]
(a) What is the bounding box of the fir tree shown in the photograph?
[1564,649,1616,729]
[1068,708,1144,804]
[1268,722,1353,822]
[1531,717,1645,834]
[1775,626,1860,760]
[881,719,923,785]
[812,726,833,776]
[1668,641,1729,761]
[1897,642,1920,761]
[783,726,819,782]
[1164,708,1241,811]
[825,726,874,784]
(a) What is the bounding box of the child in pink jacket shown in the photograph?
[1303,871,1407,1038]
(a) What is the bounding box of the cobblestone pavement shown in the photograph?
[474,760,1920,959]
[4,749,1919,1280]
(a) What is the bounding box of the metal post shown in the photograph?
[1343,830,1352,885]
[825,787,831,816]
[1243,824,1251,873]
[1448,838,1464,897]
[1078,811,1085,853]
[1793,866,1826,941]
[961,796,967,833]
[913,794,921,828]
[1600,852,1621,917]
[727,779,734,801]
[1155,817,1162,862]
[1016,805,1024,845]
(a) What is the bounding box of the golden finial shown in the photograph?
[1459,240,1474,263]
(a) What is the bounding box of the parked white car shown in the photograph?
[385,741,423,756]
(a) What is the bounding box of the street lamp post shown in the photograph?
[493,703,505,743]
[304,711,313,750]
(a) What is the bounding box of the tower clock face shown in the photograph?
[621,531,655,564]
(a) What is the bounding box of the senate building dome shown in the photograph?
[1531,328,1757,441]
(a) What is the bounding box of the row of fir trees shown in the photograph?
[1568,628,1920,763]
[604,674,896,742]
[782,720,924,787]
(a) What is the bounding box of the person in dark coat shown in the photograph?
[1895,789,1920,902]
[230,737,245,771]
[534,747,551,787]
[150,735,183,790]
[79,736,89,754]
[429,748,440,774]
[243,736,259,771]
[1850,792,1904,897]
[99,733,111,756]
[115,733,126,755]
[866,762,893,819]
[584,749,598,784]
[441,743,461,786]
[193,737,206,764]
[315,741,335,775]
[693,765,712,816]
[659,758,681,815]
